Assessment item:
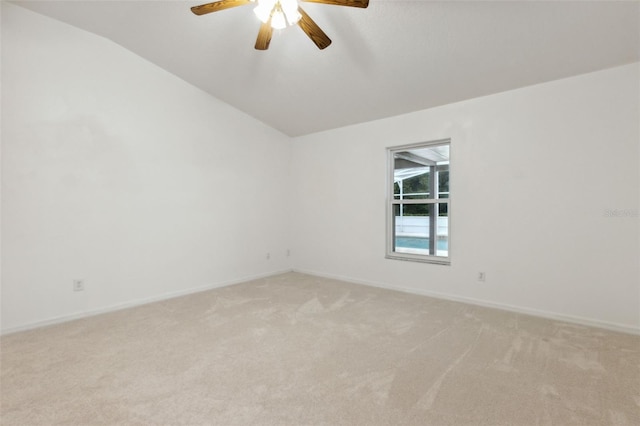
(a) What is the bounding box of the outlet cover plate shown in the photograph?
[73,280,85,292]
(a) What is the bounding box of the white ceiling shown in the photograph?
[12,0,640,137]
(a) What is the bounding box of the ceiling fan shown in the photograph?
[191,0,369,50]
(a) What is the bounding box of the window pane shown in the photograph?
[437,203,449,257]
[393,204,438,256]
[393,146,449,201]
[404,172,430,199]
[438,167,449,199]
[393,168,430,199]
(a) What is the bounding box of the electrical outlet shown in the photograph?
[73,279,85,292]
[477,272,486,282]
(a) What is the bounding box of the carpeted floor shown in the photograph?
[1,272,639,425]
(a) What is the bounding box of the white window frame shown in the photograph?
[386,139,451,265]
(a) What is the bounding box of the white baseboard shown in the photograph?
[292,268,640,336]
[1,269,293,336]
[5,268,638,337]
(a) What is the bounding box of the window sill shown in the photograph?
[385,253,451,265]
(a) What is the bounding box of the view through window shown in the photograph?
[387,140,450,264]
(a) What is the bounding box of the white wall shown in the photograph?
[291,63,640,333]
[1,3,292,333]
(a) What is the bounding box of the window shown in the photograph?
[386,140,450,264]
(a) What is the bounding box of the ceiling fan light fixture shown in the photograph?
[253,0,300,28]
[280,0,301,25]
[253,0,274,23]
[271,8,287,29]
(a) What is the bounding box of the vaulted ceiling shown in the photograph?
[12,1,640,136]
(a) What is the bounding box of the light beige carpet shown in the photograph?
[1,272,639,425]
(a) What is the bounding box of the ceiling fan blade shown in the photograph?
[191,0,252,16]
[301,0,369,8]
[255,19,273,50]
[297,7,332,50]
